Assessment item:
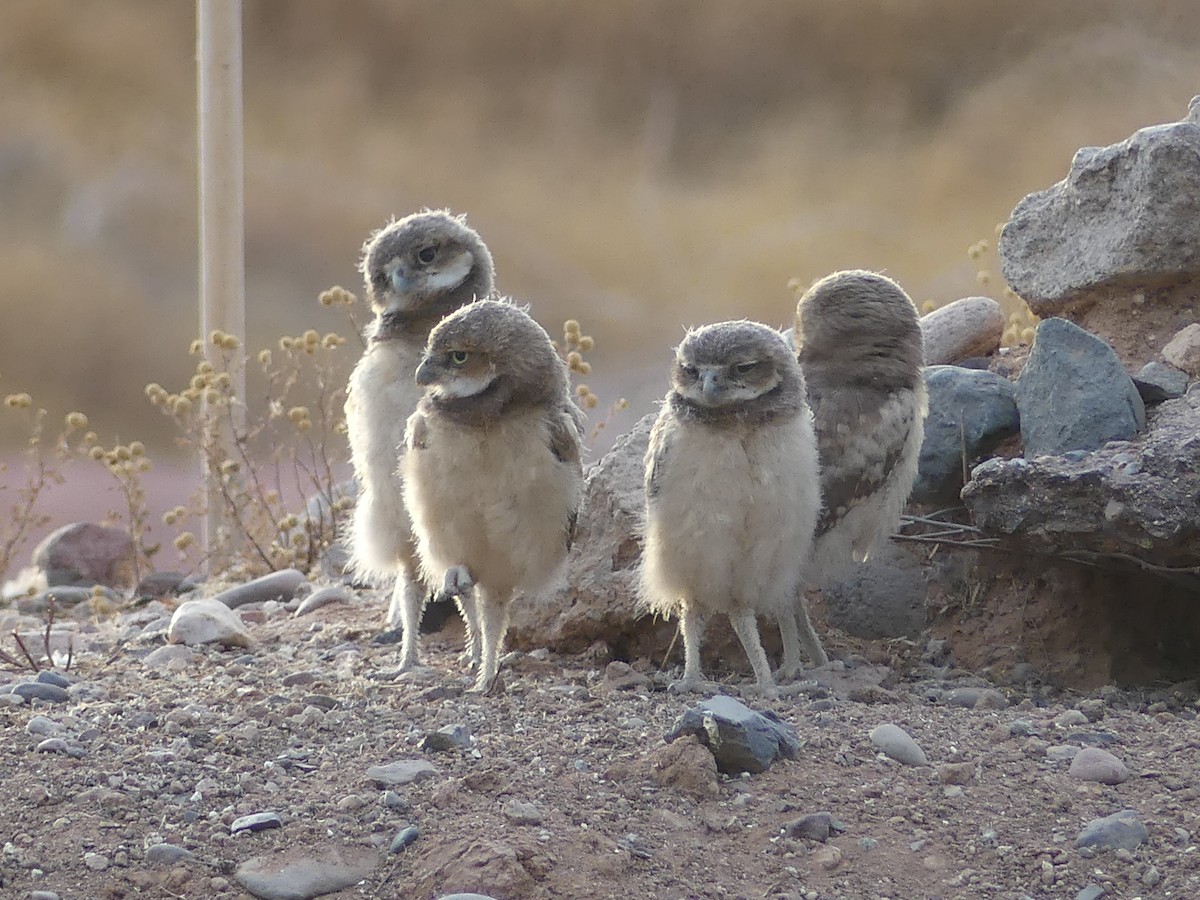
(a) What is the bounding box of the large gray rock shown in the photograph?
[665,694,800,774]
[234,844,379,900]
[32,522,136,589]
[920,296,1005,366]
[962,387,1200,566]
[999,97,1200,365]
[1016,318,1144,458]
[1133,360,1189,405]
[913,365,1020,504]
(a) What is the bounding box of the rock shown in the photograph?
[1016,318,1144,457]
[664,695,800,775]
[12,682,69,704]
[598,660,653,693]
[389,825,419,853]
[19,586,96,614]
[1068,747,1129,785]
[83,851,110,870]
[135,571,195,598]
[646,735,721,800]
[1075,809,1149,852]
[36,737,84,757]
[231,812,284,834]
[145,843,194,865]
[913,365,1019,504]
[813,845,842,871]
[1162,323,1200,376]
[819,542,928,640]
[143,644,197,669]
[1133,360,1189,404]
[294,585,350,617]
[920,296,1005,365]
[234,844,379,900]
[30,892,62,900]
[999,97,1200,365]
[168,598,253,648]
[34,670,70,688]
[507,414,663,655]
[1076,885,1106,900]
[963,389,1200,565]
[25,715,62,737]
[937,762,975,785]
[945,687,1008,710]
[868,723,928,767]
[502,799,543,826]
[31,522,136,588]
[1054,709,1089,728]
[366,759,438,787]
[215,569,307,609]
[785,812,834,842]
[420,723,472,752]
[436,895,500,900]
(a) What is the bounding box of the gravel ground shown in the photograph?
[1,590,1199,900]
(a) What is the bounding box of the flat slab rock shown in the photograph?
[963,387,1200,566]
[664,694,799,775]
[235,844,379,900]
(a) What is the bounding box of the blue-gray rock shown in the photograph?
[785,812,834,842]
[1076,885,1106,900]
[36,737,85,757]
[231,812,283,834]
[1068,747,1129,785]
[366,759,438,787]
[1075,809,1149,851]
[32,521,136,588]
[145,843,194,865]
[1133,361,1188,405]
[868,723,929,767]
[420,723,472,752]
[388,825,419,854]
[664,694,799,775]
[1016,318,1144,457]
[215,569,307,609]
[235,845,379,900]
[914,365,1020,503]
[136,571,197,598]
[26,715,61,737]
[293,585,350,617]
[35,670,71,689]
[13,682,69,704]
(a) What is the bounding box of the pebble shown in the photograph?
[436,895,500,900]
[235,845,379,900]
[34,670,71,688]
[294,585,350,617]
[82,852,110,871]
[664,695,799,775]
[420,723,472,752]
[945,687,1009,710]
[503,799,543,826]
[937,762,974,785]
[231,812,284,834]
[168,598,253,648]
[920,295,1005,366]
[1162,322,1200,376]
[142,645,198,669]
[26,715,62,738]
[30,892,62,900]
[0,693,25,707]
[1075,810,1149,851]
[381,791,411,812]
[1133,360,1189,403]
[13,683,70,704]
[145,843,194,865]
[868,723,929,767]
[813,844,842,871]
[366,760,438,787]
[1054,709,1089,728]
[1076,885,1106,900]
[785,812,833,842]
[389,825,420,853]
[1069,747,1129,785]
[36,737,85,758]
[215,568,307,609]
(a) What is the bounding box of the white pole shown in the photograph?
[197,0,245,569]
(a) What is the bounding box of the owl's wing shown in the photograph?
[548,404,585,549]
[404,408,429,452]
[812,386,918,535]
[644,412,673,502]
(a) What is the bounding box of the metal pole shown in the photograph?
[197,0,245,569]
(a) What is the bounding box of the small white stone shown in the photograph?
[868,723,929,767]
[168,598,253,648]
[921,296,1005,365]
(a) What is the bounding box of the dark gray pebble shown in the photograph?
[231,811,283,834]
[13,682,70,704]
[35,670,71,688]
[785,812,834,842]
[389,825,420,853]
[145,843,194,865]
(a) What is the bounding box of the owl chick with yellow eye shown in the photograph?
[640,320,821,697]
[402,300,584,692]
[344,209,496,671]
[776,269,927,679]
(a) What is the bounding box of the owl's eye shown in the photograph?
[734,361,758,375]
[449,350,469,365]
[417,246,437,264]
[681,365,698,380]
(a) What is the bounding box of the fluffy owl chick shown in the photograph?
[777,269,927,678]
[345,209,495,670]
[641,321,821,696]
[402,299,584,692]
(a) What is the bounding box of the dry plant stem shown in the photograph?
[11,631,40,672]
[0,409,52,578]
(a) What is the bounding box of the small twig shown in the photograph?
[660,624,679,671]
[11,631,41,672]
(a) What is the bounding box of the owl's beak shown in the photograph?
[415,357,436,387]
[699,369,721,401]
[390,268,414,295]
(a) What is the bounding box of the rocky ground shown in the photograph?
[1,585,1199,900]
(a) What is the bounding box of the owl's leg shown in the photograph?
[441,565,480,670]
[392,573,428,671]
[469,591,510,693]
[794,591,829,668]
[728,608,779,699]
[668,602,722,694]
[776,611,805,682]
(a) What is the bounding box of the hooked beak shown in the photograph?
[699,368,721,402]
[390,268,414,295]
[415,357,436,387]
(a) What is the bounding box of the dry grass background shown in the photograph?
[2,0,1198,453]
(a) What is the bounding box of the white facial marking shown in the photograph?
[423,251,474,292]
[433,371,495,399]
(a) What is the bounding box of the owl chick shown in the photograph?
[402,299,584,692]
[641,321,821,696]
[344,209,496,671]
[777,269,927,678]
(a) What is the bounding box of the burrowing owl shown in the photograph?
[402,299,585,692]
[344,209,495,671]
[777,269,927,678]
[640,320,821,696]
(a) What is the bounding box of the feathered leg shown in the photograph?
[470,590,511,693]
[777,591,830,679]
[441,565,480,670]
[391,572,428,671]
[728,608,779,698]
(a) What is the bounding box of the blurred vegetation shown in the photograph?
[2,0,1199,451]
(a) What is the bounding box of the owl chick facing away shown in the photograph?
[344,209,496,672]
[402,299,585,692]
[640,320,821,697]
[777,269,927,679]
